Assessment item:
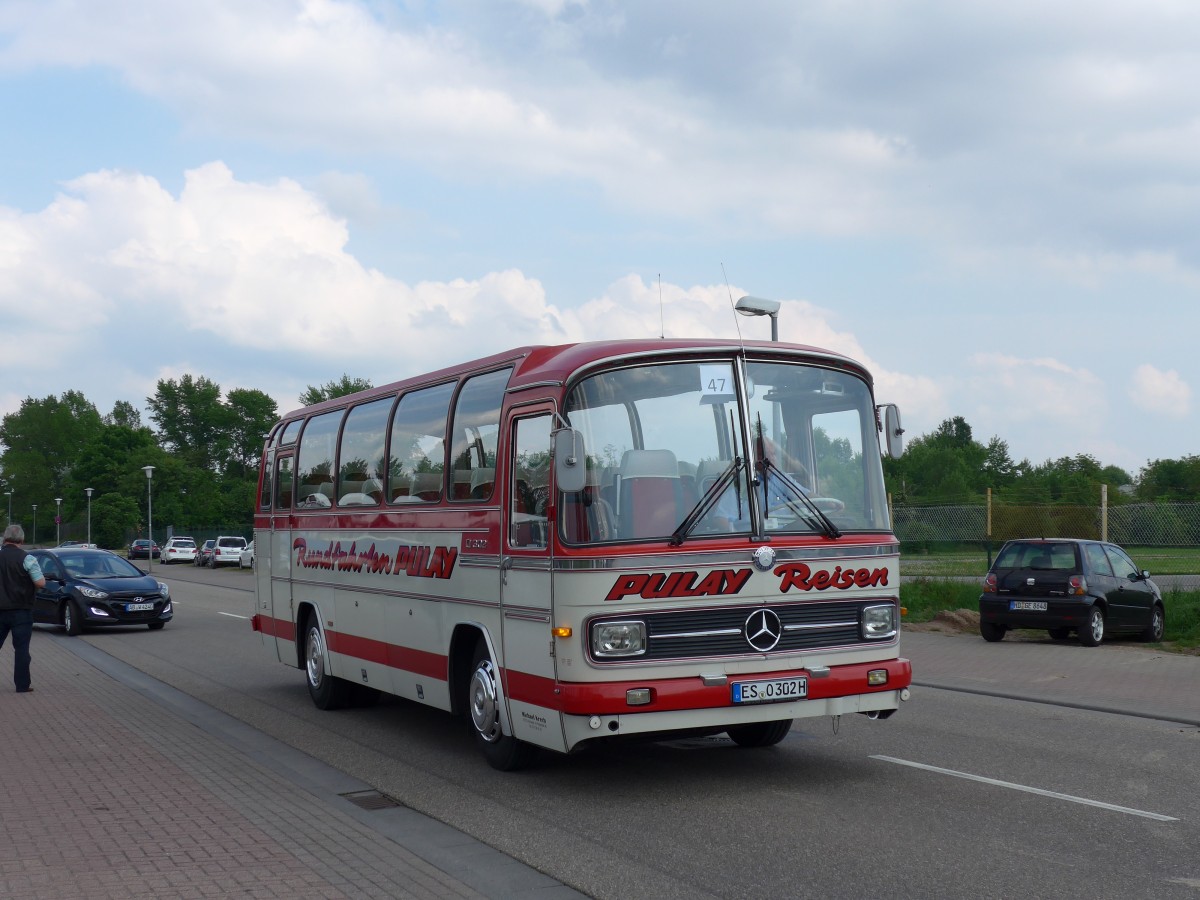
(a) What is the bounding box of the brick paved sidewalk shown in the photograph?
[0,634,581,900]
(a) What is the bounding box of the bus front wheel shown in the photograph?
[305,617,353,710]
[468,639,536,771]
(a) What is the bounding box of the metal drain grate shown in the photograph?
[340,790,402,811]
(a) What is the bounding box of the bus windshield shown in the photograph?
[562,356,890,543]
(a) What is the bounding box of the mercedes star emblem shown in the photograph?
[744,608,783,652]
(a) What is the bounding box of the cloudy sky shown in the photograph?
[1,0,1196,476]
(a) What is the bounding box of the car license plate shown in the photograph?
[1010,600,1048,611]
[126,602,155,612]
[731,677,807,704]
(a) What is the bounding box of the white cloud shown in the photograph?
[1128,364,1190,416]
[966,352,1107,432]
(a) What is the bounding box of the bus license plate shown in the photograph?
[1010,600,1048,611]
[126,602,155,612]
[732,677,807,704]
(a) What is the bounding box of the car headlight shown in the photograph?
[78,586,109,600]
[157,581,170,599]
[591,620,647,658]
[861,604,898,640]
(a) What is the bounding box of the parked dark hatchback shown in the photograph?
[194,539,216,567]
[979,538,1164,647]
[30,548,173,634]
[128,539,160,559]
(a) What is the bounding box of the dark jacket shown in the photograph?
[0,543,36,610]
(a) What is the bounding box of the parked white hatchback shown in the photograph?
[239,540,255,569]
[211,535,248,567]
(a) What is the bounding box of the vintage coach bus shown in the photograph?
[251,338,911,769]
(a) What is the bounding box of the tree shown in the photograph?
[147,375,230,471]
[226,388,279,477]
[0,392,103,518]
[105,400,143,429]
[90,492,140,550]
[300,375,373,407]
[1136,456,1200,501]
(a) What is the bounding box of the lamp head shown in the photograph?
[142,465,156,480]
[735,295,781,317]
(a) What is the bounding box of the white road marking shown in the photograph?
[871,755,1178,822]
[218,611,249,620]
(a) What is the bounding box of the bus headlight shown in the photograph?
[591,620,647,658]
[861,604,897,640]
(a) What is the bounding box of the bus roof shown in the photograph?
[282,338,866,421]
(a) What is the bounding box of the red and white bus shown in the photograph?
[251,338,911,769]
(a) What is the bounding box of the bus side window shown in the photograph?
[275,456,293,509]
[337,397,391,507]
[388,383,454,504]
[510,415,551,548]
[450,368,511,503]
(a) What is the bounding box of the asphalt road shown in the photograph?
[64,563,1200,899]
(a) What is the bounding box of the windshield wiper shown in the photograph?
[670,458,745,547]
[758,455,842,539]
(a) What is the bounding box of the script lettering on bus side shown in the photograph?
[774,562,889,593]
[292,538,458,580]
[604,569,753,601]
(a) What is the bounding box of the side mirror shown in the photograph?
[878,404,904,459]
[553,428,587,493]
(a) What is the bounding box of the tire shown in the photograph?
[979,620,1007,642]
[1140,604,1165,643]
[147,622,165,631]
[63,600,83,636]
[468,638,536,771]
[1047,628,1071,640]
[305,617,353,710]
[1078,606,1105,647]
[727,718,793,748]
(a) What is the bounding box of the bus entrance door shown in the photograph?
[501,412,568,753]
[262,451,295,662]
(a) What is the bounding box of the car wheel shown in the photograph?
[979,620,1007,642]
[148,622,165,631]
[1140,604,1165,643]
[727,719,793,748]
[468,637,537,771]
[1047,627,1071,640]
[305,616,352,710]
[63,600,83,636]
[1079,606,1105,647]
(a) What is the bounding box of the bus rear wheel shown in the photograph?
[305,617,352,710]
[468,639,536,771]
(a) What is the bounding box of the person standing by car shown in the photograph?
[0,524,46,693]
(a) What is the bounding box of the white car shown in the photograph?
[161,537,197,564]
[239,541,255,569]
[211,535,248,567]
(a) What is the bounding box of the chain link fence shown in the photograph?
[894,501,1200,547]
[894,500,1200,590]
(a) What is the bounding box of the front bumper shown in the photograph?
[80,598,173,627]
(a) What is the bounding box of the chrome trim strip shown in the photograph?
[504,610,551,623]
[551,542,898,570]
[654,628,743,640]
[783,620,858,631]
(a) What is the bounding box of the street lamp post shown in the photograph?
[142,466,155,570]
[734,295,783,442]
[55,497,62,546]
[31,504,37,546]
[4,491,11,527]
[735,295,780,342]
[85,488,94,547]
